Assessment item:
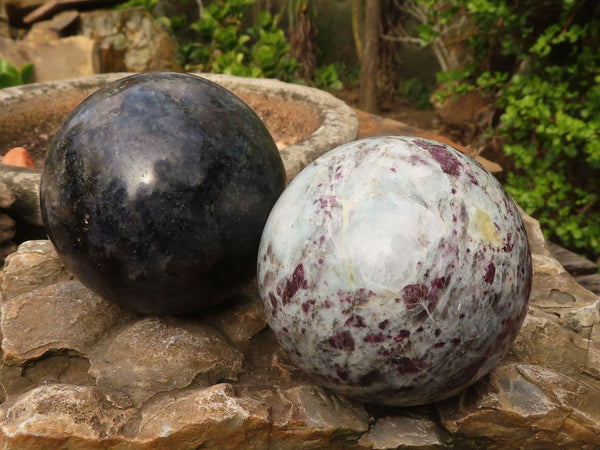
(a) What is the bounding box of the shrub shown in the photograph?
[422,0,600,257]
[181,0,298,81]
[0,58,33,89]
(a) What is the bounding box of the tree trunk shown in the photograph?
[351,0,364,60]
[359,0,379,113]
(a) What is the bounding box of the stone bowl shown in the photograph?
[0,72,359,228]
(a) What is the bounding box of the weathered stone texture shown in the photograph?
[89,317,244,404]
[0,210,596,448]
[0,35,100,82]
[79,7,176,73]
[1,280,124,364]
[135,383,270,449]
[1,240,73,299]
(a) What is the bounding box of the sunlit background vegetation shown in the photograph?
[2,0,599,262]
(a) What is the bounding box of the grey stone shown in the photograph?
[0,165,43,227]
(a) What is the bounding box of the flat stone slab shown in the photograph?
[0,209,599,448]
[548,241,598,276]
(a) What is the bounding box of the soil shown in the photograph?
[1,87,321,168]
[237,92,320,150]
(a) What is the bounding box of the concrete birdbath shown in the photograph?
[0,72,359,228]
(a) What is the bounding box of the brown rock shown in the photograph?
[585,323,600,379]
[79,7,176,72]
[2,34,98,81]
[0,219,596,448]
[530,253,599,332]
[0,384,134,449]
[49,9,79,33]
[89,317,244,404]
[22,354,94,387]
[0,214,15,242]
[0,360,32,403]
[206,282,268,346]
[507,308,591,382]
[358,415,447,449]
[516,364,600,447]
[437,363,600,448]
[270,384,370,448]
[1,280,125,364]
[1,240,73,300]
[519,209,551,257]
[0,181,15,209]
[135,383,270,449]
[0,37,29,71]
[28,35,99,82]
[432,88,492,126]
[24,20,60,44]
[0,35,99,82]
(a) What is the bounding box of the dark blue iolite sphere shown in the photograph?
[40,72,286,315]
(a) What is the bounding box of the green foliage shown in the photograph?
[0,58,33,89]
[399,77,434,110]
[333,62,360,88]
[181,1,298,81]
[114,0,157,13]
[423,0,600,257]
[312,64,342,90]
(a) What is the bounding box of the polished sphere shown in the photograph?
[41,72,286,315]
[257,136,531,406]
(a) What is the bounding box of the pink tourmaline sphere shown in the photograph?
[257,136,532,406]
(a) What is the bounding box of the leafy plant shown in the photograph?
[0,58,33,89]
[399,77,434,110]
[333,62,360,88]
[114,0,157,13]
[181,0,298,81]
[312,64,342,90]
[421,0,600,257]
